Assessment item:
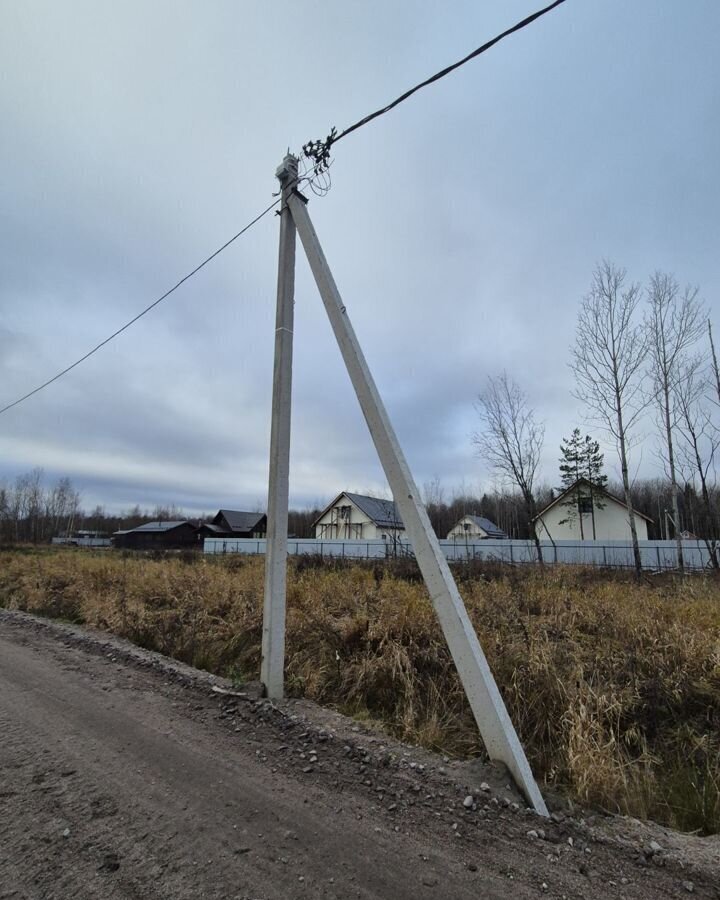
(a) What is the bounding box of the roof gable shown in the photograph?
[313,492,404,529]
[534,479,653,523]
[214,510,266,532]
[465,515,507,538]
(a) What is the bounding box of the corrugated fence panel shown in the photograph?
[203,538,716,570]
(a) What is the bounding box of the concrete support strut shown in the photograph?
[260,155,298,699]
[287,191,548,815]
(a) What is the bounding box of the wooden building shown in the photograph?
[112,520,200,550]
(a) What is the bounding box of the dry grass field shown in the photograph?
[1,547,718,835]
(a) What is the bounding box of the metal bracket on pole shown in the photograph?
[287,191,548,815]
[261,154,298,699]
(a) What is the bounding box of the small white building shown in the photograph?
[534,478,651,542]
[447,515,506,540]
[313,491,405,540]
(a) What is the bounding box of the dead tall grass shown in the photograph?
[1,548,718,834]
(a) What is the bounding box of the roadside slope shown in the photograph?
[0,610,716,900]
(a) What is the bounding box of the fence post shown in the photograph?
[656,546,661,570]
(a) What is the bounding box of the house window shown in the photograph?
[463,523,470,532]
[338,505,351,520]
[578,495,593,514]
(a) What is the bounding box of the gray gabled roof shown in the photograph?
[465,515,507,538]
[200,523,226,535]
[122,520,193,534]
[343,492,404,529]
[215,510,266,532]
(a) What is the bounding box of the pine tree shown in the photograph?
[558,430,607,539]
[579,435,607,486]
[580,434,607,539]
[559,429,584,489]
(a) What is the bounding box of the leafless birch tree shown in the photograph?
[708,320,720,407]
[570,261,647,575]
[646,272,704,570]
[0,470,82,544]
[473,372,545,563]
[674,356,720,567]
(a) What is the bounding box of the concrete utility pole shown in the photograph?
[287,191,548,816]
[260,154,298,699]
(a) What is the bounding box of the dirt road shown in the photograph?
[0,610,717,899]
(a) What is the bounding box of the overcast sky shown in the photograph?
[1,0,719,515]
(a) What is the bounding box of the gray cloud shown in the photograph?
[1,0,718,514]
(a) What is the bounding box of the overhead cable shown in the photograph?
[0,196,284,416]
[303,0,568,172]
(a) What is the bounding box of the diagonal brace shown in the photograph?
[288,191,548,815]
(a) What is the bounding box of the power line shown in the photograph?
[303,0,568,171]
[2,1,568,416]
[0,196,283,417]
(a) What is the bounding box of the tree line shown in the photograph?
[0,469,323,545]
[2,463,717,551]
[0,469,211,544]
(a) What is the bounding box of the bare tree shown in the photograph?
[0,483,9,544]
[46,476,79,537]
[674,356,720,567]
[11,472,32,542]
[570,261,648,575]
[708,320,720,407]
[423,475,447,537]
[646,272,705,569]
[473,372,545,563]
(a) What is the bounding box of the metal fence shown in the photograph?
[203,537,718,571]
[51,536,112,548]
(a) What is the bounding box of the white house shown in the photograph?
[447,515,506,540]
[534,478,651,541]
[313,492,405,540]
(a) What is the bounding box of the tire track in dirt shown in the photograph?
[1,609,717,899]
[0,620,509,899]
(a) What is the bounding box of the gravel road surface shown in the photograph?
[0,609,717,899]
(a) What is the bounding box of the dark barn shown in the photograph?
[113,520,200,551]
[198,510,267,540]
